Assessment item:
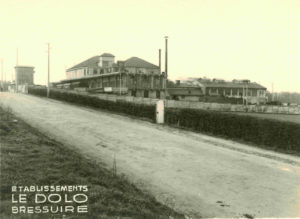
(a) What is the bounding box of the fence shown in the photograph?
[28,87,300,115]
[165,100,300,115]
[71,91,300,114]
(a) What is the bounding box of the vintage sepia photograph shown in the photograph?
[0,0,300,218]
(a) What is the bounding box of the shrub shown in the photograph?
[28,87,155,121]
[165,108,300,152]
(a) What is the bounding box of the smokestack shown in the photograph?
[159,49,161,73]
[165,36,168,78]
[1,59,3,88]
[16,48,18,66]
[15,48,18,91]
[272,83,274,101]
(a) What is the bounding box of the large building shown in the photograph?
[54,53,166,98]
[15,66,35,85]
[168,78,267,104]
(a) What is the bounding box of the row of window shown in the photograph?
[207,88,265,97]
[131,90,161,98]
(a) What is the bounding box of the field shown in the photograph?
[0,105,183,219]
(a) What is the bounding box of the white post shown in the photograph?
[119,71,121,95]
[156,100,164,124]
[47,43,50,98]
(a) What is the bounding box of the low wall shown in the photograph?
[165,100,300,115]
[36,88,300,115]
[87,92,159,106]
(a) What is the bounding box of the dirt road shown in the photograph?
[1,93,300,218]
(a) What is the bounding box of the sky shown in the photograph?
[0,0,299,92]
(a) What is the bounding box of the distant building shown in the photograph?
[167,80,204,101]
[15,66,34,85]
[54,53,166,99]
[65,53,160,80]
[168,78,267,104]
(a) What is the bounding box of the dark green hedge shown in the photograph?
[198,96,243,104]
[28,86,300,152]
[165,108,300,152]
[28,87,155,121]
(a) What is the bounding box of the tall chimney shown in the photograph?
[16,48,18,92]
[16,48,18,66]
[159,49,161,73]
[1,59,3,88]
[165,36,168,78]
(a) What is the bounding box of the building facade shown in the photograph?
[55,53,166,99]
[15,66,35,85]
[168,78,267,104]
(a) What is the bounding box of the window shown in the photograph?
[102,61,109,67]
[172,95,179,100]
[156,90,160,98]
[144,90,149,98]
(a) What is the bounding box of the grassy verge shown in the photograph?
[0,106,184,219]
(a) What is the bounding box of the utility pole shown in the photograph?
[246,84,248,107]
[119,71,122,95]
[164,36,168,98]
[15,49,18,92]
[271,83,274,101]
[165,36,168,78]
[158,49,161,73]
[242,84,245,105]
[1,59,3,91]
[47,43,50,98]
[3,59,5,83]
[16,48,18,65]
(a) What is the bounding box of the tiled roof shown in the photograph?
[67,55,158,71]
[67,56,100,71]
[124,57,158,69]
[15,65,34,68]
[200,81,266,89]
[58,72,122,83]
[100,53,115,57]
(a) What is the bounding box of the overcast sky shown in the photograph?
[1,0,299,92]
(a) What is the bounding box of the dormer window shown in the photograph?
[99,53,115,67]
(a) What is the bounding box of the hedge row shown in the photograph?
[28,86,300,152]
[28,87,156,121]
[198,96,243,104]
[165,108,300,152]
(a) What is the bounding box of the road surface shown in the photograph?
[1,93,300,218]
